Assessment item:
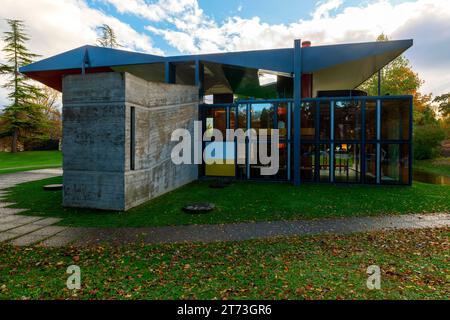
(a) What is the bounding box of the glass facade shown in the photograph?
[334,144,361,183]
[300,144,315,182]
[380,144,410,184]
[200,96,412,185]
[364,144,377,184]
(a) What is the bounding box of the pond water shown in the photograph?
[413,170,450,186]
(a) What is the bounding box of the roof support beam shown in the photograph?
[293,39,302,186]
[195,60,205,99]
[165,62,176,84]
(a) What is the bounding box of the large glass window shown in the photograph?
[380,144,410,184]
[334,144,361,183]
[364,144,377,184]
[319,144,331,182]
[276,141,288,181]
[230,108,236,130]
[300,144,316,182]
[319,102,330,140]
[236,105,247,179]
[365,100,377,141]
[334,101,361,140]
[277,103,288,139]
[238,105,247,129]
[301,102,315,140]
[251,103,275,135]
[381,99,410,140]
[250,103,276,180]
[204,108,226,136]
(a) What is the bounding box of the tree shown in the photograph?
[96,24,121,48]
[33,85,62,141]
[0,19,47,153]
[434,93,450,119]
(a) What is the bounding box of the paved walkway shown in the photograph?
[0,168,65,246]
[0,169,449,248]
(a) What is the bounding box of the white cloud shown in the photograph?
[136,0,450,96]
[0,0,163,108]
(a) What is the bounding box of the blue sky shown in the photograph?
[1,0,450,106]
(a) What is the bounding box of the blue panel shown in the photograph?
[20,45,164,73]
[302,39,413,73]
[168,48,294,74]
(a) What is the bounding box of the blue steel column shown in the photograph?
[376,99,381,184]
[287,102,292,181]
[293,39,302,186]
[195,60,205,100]
[165,61,176,84]
[330,101,335,183]
[195,60,205,179]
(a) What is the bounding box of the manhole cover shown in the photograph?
[183,203,215,214]
[43,184,63,191]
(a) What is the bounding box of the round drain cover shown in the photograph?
[183,203,215,214]
[43,184,63,191]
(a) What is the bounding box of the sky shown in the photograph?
[1,0,450,108]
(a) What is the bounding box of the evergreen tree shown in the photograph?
[0,19,46,153]
[97,24,121,48]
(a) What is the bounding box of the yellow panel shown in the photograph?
[205,164,235,177]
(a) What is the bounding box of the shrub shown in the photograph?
[413,124,446,160]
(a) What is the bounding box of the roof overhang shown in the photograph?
[20,39,413,95]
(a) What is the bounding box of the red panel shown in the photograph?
[23,67,113,92]
[301,74,313,98]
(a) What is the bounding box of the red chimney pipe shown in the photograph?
[302,40,312,48]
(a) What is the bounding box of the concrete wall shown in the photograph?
[62,72,199,211]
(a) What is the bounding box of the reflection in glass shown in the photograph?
[301,102,315,140]
[251,103,275,136]
[300,144,315,182]
[365,101,377,140]
[319,144,331,182]
[229,108,236,130]
[381,100,410,140]
[319,102,330,140]
[238,105,247,129]
[334,144,361,183]
[249,103,276,180]
[381,144,410,184]
[277,103,288,139]
[365,144,377,184]
[275,141,288,180]
[334,101,361,140]
[204,108,226,136]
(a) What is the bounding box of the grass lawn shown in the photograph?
[0,227,448,300]
[414,157,450,177]
[5,176,450,228]
[0,151,62,175]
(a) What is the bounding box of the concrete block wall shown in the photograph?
[62,72,199,211]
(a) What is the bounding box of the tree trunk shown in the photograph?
[11,128,18,153]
